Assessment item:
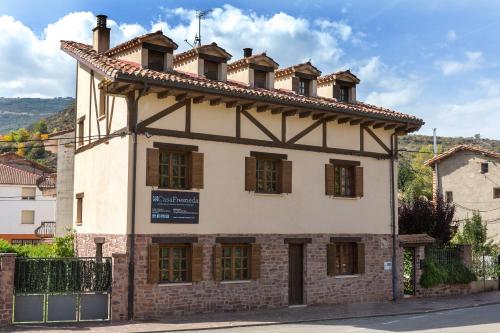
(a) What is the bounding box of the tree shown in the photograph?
[453,212,494,253]
[34,119,48,134]
[399,196,456,243]
[398,145,437,202]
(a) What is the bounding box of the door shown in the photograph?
[288,244,304,305]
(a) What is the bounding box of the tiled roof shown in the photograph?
[424,145,500,166]
[399,234,435,245]
[275,61,322,79]
[0,163,55,188]
[318,70,360,85]
[60,40,423,126]
[227,53,279,72]
[173,43,232,64]
[105,31,178,56]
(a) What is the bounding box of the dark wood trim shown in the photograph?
[287,119,324,144]
[284,238,312,244]
[216,237,256,244]
[210,98,222,106]
[185,98,191,133]
[330,237,362,243]
[75,192,84,199]
[322,120,327,148]
[337,117,351,124]
[295,73,317,80]
[152,236,198,244]
[153,142,198,152]
[241,110,281,142]
[199,53,227,63]
[175,93,188,101]
[76,127,129,155]
[157,90,171,99]
[281,113,287,143]
[330,159,361,166]
[92,74,101,138]
[126,91,136,132]
[250,151,287,160]
[107,96,115,135]
[241,103,254,111]
[249,63,274,72]
[137,99,187,131]
[88,70,93,144]
[360,126,364,152]
[142,42,174,53]
[364,126,392,154]
[256,105,269,113]
[236,106,241,138]
[226,100,238,108]
[142,127,392,159]
[193,95,205,104]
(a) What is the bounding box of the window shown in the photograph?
[334,165,354,197]
[445,191,453,203]
[204,60,219,80]
[494,188,500,199]
[76,193,84,226]
[21,187,36,200]
[481,162,489,174]
[159,150,189,189]
[222,244,250,281]
[159,244,191,283]
[256,158,279,193]
[335,242,357,275]
[339,86,349,102]
[298,78,310,96]
[148,49,165,71]
[77,117,85,147]
[21,210,34,224]
[254,70,267,89]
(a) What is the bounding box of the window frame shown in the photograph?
[21,210,35,225]
[445,191,453,203]
[253,69,267,89]
[76,193,84,226]
[158,243,192,283]
[221,243,251,281]
[203,60,220,80]
[481,162,489,174]
[147,49,165,71]
[335,242,358,276]
[21,187,36,200]
[158,149,190,190]
[77,116,85,147]
[298,78,310,96]
[334,164,355,197]
[494,188,500,199]
[339,86,349,102]
[255,157,280,194]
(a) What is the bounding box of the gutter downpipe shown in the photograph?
[128,82,148,320]
[390,132,398,301]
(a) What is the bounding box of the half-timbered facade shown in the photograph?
[62,15,423,319]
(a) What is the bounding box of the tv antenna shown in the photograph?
[194,9,212,47]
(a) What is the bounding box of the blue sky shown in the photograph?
[1,0,499,139]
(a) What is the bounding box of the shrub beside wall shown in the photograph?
[0,233,74,258]
[420,258,476,288]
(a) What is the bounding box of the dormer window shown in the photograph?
[299,78,310,96]
[339,86,349,102]
[204,60,219,80]
[148,50,165,71]
[254,70,267,89]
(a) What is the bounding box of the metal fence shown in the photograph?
[425,245,462,266]
[472,252,500,281]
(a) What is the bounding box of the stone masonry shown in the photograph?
[0,253,16,326]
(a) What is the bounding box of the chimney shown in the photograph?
[92,14,111,53]
[243,48,252,58]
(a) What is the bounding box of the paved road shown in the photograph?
[184,303,500,333]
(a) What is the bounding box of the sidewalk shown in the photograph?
[5,291,500,333]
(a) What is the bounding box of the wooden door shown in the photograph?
[288,244,304,305]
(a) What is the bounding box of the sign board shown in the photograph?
[384,261,392,271]
[151,190,199,224]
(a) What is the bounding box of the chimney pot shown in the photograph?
[243,48,252,58]
[96,15,108,28]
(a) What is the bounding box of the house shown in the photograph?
[0,153,56,243]
[61,15,423,318]
[425,145,500,241]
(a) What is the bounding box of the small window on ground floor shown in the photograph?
[159,244,191,283]
[327,241,365,276]
[222,244,250,281]
[21,210,34,224]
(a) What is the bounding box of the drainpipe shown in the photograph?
[390,132,398,301]
[128,83,148,320]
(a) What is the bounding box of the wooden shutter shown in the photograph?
[327,243,337,276]
[146,148,159,186]
[190,152,204,189]
[291,76,300,93]
[354,166,363,197]
[213,244,223,281]
[279,160,292,194]
[325,164,335,196]
[191,244,204,282]
[356,242,365,274]
[148,243,159,284]
[250,244,261,280]
[245,156,257,191]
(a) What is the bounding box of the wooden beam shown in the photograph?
[192,95,206,104]
[241,103,254,111]
[256,105,269,112]
[299,111,312,118]
[137,99,187,131]
[175,93,188,101]
[209,98,222,106]
[384,124,397,130]
[324,115,338,122]
[312,113,325,120]
[350,119,363,125]
[338,117,352,124]
[157,90,171,99]
[270,107,284,114]
[364,125,392,154]
[373,122,386,129]
[283,109,297,117]
[241,110,280,142]
[287,119,325,144]
[361,120,375,126]
[225,100,238,108]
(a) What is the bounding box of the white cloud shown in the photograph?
[436,51,482,76]
[447,29,457,41]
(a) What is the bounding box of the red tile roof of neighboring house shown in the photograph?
[105,31,178,56]
[0,153,56,189]
[60,40,424,127]
[424,145,500,167]
[399,234,435,245]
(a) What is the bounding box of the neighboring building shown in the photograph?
[61,15,423,318]
[0,153,56,243]
[425,145,500,241]
[47,129,75,236]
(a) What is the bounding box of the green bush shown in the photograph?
[0,232,75,258]
[420,258,476,288]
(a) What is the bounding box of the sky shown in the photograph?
[0,0,499,139]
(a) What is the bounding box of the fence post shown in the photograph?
[459,245,472,267]
[0,253,16,326]
[111,253,129,322]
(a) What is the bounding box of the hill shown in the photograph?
[0,97,74,134]
[399,134,500,153]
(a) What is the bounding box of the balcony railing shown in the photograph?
[34,221,56,239]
